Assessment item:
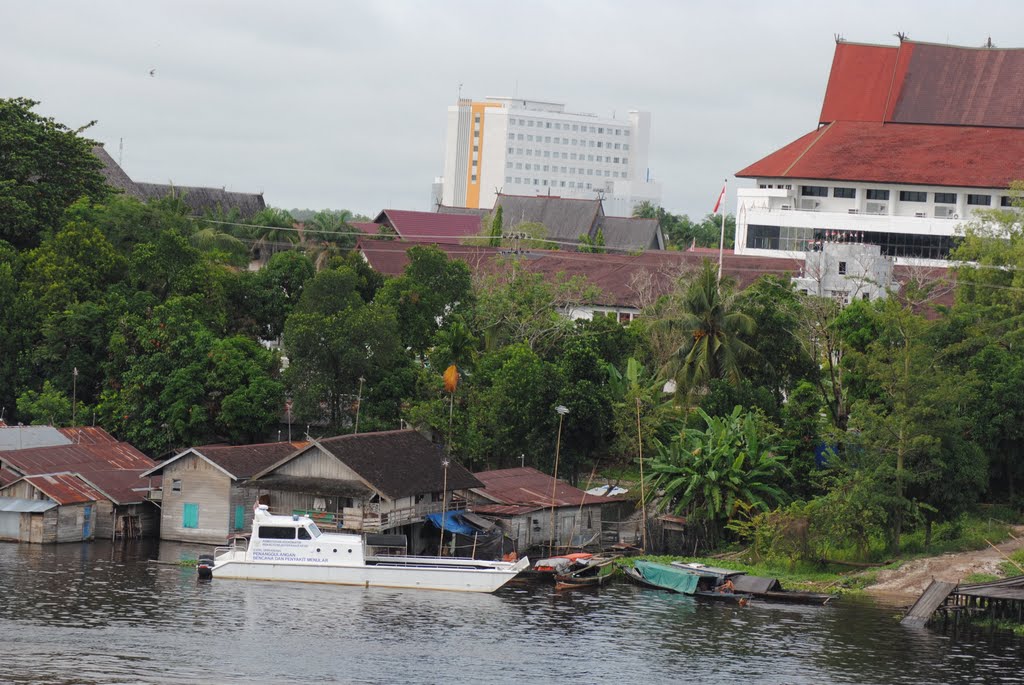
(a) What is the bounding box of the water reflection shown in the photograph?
[0,541,1021,684]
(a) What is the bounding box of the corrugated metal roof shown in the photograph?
[470,503,544,516]
[19,473,106,505]
[0,440,157,504]
[0,497,58,513]
[0,426,71,451]
[57,427,119,445]
[0,467,20,487]
[472,467,624,508]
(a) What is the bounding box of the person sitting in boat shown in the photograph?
[716,578,735,594]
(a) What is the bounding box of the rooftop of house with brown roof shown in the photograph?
[252,430,481,501]
[471,467,625,512]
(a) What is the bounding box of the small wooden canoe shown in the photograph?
[554,561,618,590]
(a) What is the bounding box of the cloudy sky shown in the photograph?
[4,1,1020,218]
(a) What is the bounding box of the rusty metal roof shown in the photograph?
[57,427,119,445]
[472,467,625,508]
[470,503,545,516]
[0,440,157,504]
[17,473,106,505]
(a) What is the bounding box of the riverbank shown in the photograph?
[861,524,1024,598]
[628,523,1024,600]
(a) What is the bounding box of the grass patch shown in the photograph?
[998,548,1024,578]
[963,573,999,584]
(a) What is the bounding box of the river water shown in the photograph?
[0,541,1021,685]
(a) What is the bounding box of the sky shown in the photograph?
[4,1,1022,219]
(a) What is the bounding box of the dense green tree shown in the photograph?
[843,299,987,553]
[376,245,473,358]
[16,380,87,426]
[24,223,126,314]
[632,202,735,249]
[252,251,316,339]
[467,343,562,469]
[99,296,283,454]
[735,275,818,403]
[0,98,111,249]
[489,205,503,247]
[473,262,598,354]
[283,267,404,430]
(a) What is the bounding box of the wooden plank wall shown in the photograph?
[160,455,231,543]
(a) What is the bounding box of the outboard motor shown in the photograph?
[197,553,214,580]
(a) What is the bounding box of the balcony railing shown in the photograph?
[289,500,467,534]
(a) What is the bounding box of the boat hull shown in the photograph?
[213,551,530,593]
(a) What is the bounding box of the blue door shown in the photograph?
[234,505,245,531]
[183,503,199,529]
[83,504,92,538]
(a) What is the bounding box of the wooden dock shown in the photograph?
[901,579,957,626]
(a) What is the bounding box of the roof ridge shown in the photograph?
[781,122,834,176]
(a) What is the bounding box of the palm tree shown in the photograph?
[429,319,479,373]
[250,207,298,261]
[190,227,249,267]
[303,209,356,270]
[661,259,756,397]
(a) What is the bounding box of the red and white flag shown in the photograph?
[712,182,727,215]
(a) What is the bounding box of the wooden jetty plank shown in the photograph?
[902,579,958,626]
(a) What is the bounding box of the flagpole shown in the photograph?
[717,178,727,284]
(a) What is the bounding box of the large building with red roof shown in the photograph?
[734,38,1024,264]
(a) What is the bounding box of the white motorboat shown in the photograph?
[201,505,529,593]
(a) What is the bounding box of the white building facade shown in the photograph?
[735,179,1012,265]
[436,97,661,217]
[734,39,1024,266]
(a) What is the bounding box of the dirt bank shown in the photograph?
[863,525,1024,598]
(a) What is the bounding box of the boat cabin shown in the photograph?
[246,507,367,567]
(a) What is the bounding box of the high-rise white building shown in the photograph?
[434,97,661,217]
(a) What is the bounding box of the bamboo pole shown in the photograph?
[636,397,647,552]
[984,538,1024,575]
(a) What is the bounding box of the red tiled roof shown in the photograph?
[819,41,1024,128]
[21,473,106,505]
[358,239,802,308]
[893,42,1024,128]
[736,120,1024,188]
[472,467,624,508]
[820,42,902,124]
[351,221,380,236]
[373,209,485,243]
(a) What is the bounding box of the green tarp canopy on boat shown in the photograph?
[634,560,709,594]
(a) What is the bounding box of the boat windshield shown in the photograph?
[307,523,322,538]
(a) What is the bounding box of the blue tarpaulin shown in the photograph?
[425,511,479,535]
